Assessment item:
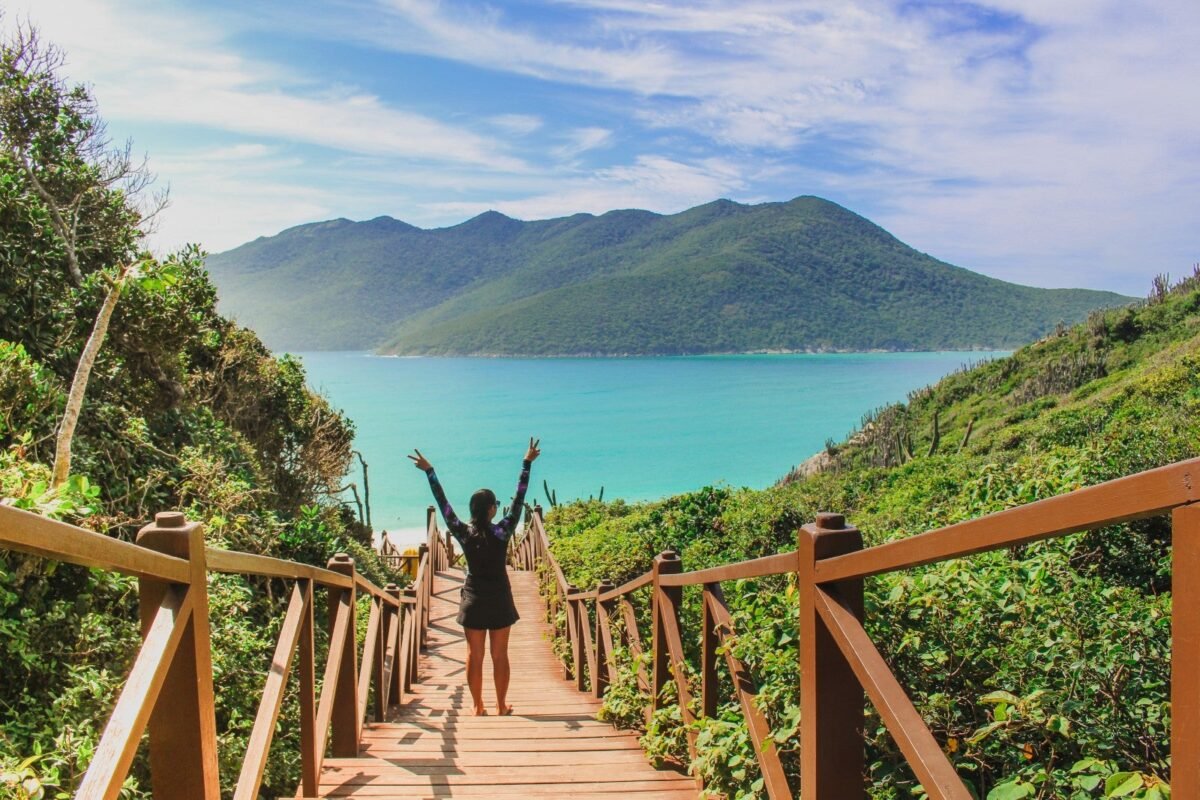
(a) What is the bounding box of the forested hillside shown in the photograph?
[543,272,1199,798]
[206,200,1130,355]
[0,29,397,797]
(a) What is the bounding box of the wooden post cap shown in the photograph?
[403,587,416,598]
[815,512,846,530]
[656,550,680,563]
[385,583,400,593]
[597,580,615,593]
[327,553,355,575]
[800,513,862,560]
[136,511,201,559]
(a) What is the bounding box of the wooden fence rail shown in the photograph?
[509,457,1200,799]
[0,503,450,800]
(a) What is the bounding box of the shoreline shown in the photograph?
[332,348,1011,359]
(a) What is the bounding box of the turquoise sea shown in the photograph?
[296,352,1006,545]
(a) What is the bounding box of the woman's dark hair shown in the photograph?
[468,488,497,539]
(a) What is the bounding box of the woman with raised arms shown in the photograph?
[408,437,540,716]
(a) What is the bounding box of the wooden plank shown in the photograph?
[299,580,318,797]
[354,573,400,606]
[658,551,795,587]
[705,585,790,799]
[356,598,381,723]
[314,593,352,776]
[320,766,689,784]
[0,504,188,583]
[234,581,309,800]
[597,571,652,602]
[317,783,696,797]
[306,793,695,800]
[76,587,193,800]
[817,457,1200,583]
[618,597,651,691]
[361,738,643,754]
[1173,504,1200,797]
[206,547,352,588]
[305,792,695,800]
[323,750,652,767]
[814,584,970,800]
[577,597,596,692]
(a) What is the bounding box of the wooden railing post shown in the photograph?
[404,586,419,688]
[418,543,431,644]
[1173,504,1200,796]
[135,511,220,799]
[385,583,403,711]
[799,512,864,799]
[701,584,719,720]
[651,550,682,713]
[595,580,615,698]
[326,553,360,758]
[533,504,543,562]
[444,530,454,568]
[567,584,583,687]
[298,579,318,797]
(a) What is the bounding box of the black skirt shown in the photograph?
[458,573,520,630]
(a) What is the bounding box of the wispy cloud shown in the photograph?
[425,155,748,221]
[554,127,613,159]
[6,0,1196,293]
[489,114,544,135]
[12,0,527,171]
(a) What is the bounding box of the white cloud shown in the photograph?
[6,0,1196,292]
[488,114,544,135]
[554,127,613,159]
[341,0,1199,292]
[8,0,527,171]
[424,155,747,221]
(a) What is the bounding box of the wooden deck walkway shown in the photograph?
[316,567,697,798]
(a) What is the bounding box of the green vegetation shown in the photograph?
[206,200,1130,355]
[542,271,1200,798]
[0,27,398,797]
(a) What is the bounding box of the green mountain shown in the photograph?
[205,197,1132,354]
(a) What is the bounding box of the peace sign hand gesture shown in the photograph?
[524,437,541,463]
[407,449,433,472]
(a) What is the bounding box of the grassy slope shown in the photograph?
[542,277,1200,798]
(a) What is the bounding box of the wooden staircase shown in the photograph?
[314,567,696,798]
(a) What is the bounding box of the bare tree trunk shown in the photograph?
[52,270,126,488]
[354,450,372,530]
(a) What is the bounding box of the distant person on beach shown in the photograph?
[408,438,540,716]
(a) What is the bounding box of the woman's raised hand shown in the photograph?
[407,448,433,471]
[525,437,541,463]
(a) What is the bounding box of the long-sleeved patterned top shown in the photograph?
[424,459,531,550]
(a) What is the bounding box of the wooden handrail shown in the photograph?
[815,456,1200,583]
[657,550,794,586]
[520,460,1200,799]
[206,546,353,589]
[0,504,189,582]
[0,502,453,799]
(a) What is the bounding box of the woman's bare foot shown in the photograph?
[474,705,488,716]
[497,705,513,716]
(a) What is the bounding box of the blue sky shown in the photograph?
[8,0,1198,295]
